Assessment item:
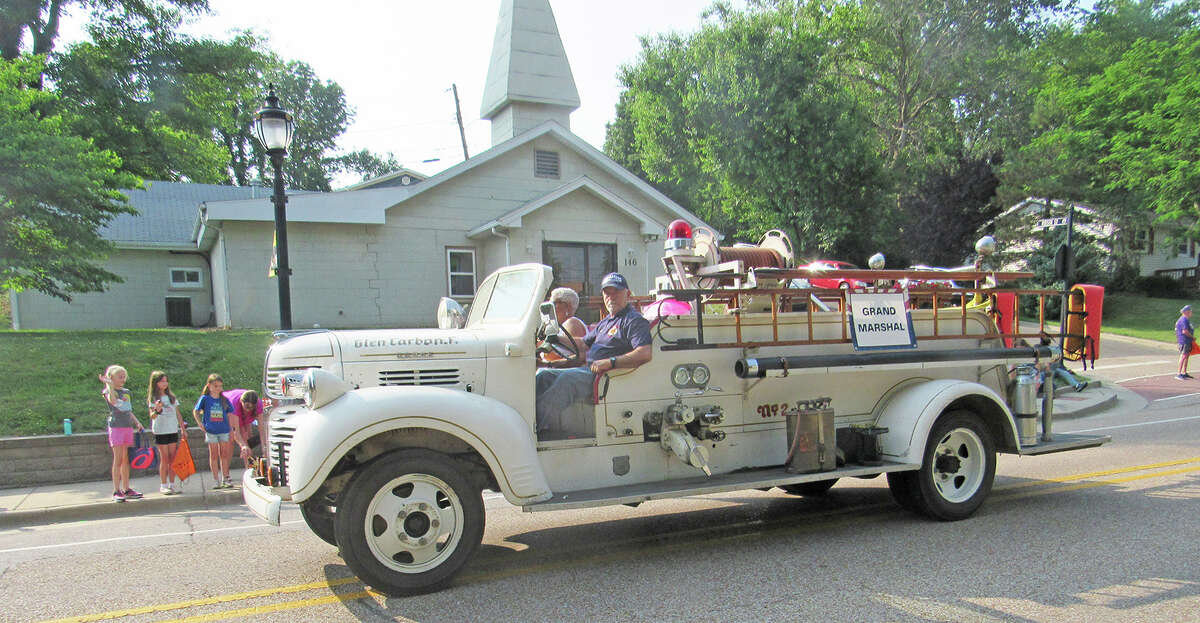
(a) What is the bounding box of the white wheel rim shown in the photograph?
[363,474,465,574]
[932,427,986,504]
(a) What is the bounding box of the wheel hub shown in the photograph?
[395,501,442,545]
[935,451,962,475]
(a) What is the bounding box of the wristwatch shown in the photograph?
[609,357,618,369]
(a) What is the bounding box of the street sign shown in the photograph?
[1035,216,1069,230]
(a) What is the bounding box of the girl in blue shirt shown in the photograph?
[193,373,234,489]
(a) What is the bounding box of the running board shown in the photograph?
[1016,433,1111,456]
[523,461,919,513]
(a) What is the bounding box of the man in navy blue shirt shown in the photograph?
[536,272,653,433]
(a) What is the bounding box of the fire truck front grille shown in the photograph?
[264,366,313,399]
[378,368,461,387]
[269,424,296,485]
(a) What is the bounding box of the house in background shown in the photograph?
[986,198,1199,284]
[11,0,714,330]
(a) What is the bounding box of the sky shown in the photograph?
[63,0,724,180]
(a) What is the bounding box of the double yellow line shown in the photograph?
[38,457,1200,623]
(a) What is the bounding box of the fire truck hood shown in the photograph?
[335,329,484,362]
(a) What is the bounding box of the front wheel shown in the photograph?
[299,495,338,547]
[908,410,996,521]
[334,449,484,595]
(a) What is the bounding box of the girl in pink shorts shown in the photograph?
[99,365,146,502]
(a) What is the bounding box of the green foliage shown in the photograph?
[1000,0,1200,228]
[0,328,272,436]
[0,56,140,301]
[0,0,208,63]
[607,5,891,258]
[1133,275,1190,299]
[1101,292,1194,343]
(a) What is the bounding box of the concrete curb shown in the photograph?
[0,486,244,529]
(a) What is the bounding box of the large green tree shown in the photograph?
[607,4,890,259]
[0,0,207,63]
[1000,0,1200,234]
[0,57,139,301]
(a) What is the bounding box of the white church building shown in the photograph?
[10,0,712,330]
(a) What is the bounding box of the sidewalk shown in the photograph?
[0,383,1126,530]
[0,469,246,529]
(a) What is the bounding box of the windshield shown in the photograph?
[465,267,540,327]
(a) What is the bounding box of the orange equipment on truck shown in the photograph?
[1064,284,1103,365]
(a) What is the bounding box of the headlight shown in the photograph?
[280,368,353,410]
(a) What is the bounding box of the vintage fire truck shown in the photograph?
[243,220,1109,595]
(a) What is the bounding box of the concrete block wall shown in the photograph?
[0,429,256,489]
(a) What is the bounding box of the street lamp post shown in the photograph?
[252,86,296,330]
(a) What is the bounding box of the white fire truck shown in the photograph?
[243,220,1108,595]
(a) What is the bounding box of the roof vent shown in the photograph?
[535,150,560,179]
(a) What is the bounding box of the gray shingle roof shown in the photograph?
[100,181,271,246]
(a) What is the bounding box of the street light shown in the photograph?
[252,85,296,330]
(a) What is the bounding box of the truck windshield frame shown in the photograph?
[467,267,540,327]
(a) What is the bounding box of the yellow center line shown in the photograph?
[35,578,361,623]
[994,456,1200,491]
[38,456,1200,623]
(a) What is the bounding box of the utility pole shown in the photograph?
[452,83,469,161]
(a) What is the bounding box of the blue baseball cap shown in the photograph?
[1183,305,1193,313]
[601,272,629,291]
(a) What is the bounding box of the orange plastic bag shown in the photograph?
[172,436,197,481]
[1191,340,1200,356]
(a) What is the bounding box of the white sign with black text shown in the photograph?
[848,289,917,350]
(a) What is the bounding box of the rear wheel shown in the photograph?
[779,479,838,496]
[333,449,484,595]
[908,410,996,521]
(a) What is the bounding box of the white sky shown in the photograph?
[60,0,722,179]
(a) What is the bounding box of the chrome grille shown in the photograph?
[269,423,296,485]
[378,368,461,386]
[264,366,313,399]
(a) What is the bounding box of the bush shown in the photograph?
[1135,275,1190,299]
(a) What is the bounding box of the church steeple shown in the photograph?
[480,0,580,146]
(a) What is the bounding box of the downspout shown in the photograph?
[490,226,510,265]
[9,289,19,330]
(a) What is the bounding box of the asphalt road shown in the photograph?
[2,336,1197,623]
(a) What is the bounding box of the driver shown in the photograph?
[536,273,652,432]
[538,287,587,367]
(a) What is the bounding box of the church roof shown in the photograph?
[480,0,580,120]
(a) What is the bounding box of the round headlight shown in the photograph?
[672,366,692,387]
[692,365,710,386]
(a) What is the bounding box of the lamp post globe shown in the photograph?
[253,86,296,330]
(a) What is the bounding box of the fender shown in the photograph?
[874,379,1018,464]
[283,386,550,506]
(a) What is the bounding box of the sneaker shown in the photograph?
[212,481,225,490]
[169,483,181,495]
[1075,381,1089,392]
[113,490,126,503]
[123,488,143,499]
[223,479,235,489]
[1177,374,1189,380]
[160,485,172,495]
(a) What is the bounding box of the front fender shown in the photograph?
[874,379,1017,464]
[283,386,550,506]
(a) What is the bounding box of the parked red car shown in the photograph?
[795,260,865,290]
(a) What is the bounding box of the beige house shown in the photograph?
[11,0,712,330]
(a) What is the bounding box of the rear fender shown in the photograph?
[284,386,550,506]
[874,379,1018,463]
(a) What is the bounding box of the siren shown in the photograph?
[665,219,695,256]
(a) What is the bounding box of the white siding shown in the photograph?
[12,249,212,329]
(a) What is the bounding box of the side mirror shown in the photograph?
[539,301,561,337]
[437,297,466,329]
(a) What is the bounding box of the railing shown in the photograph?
[1154,264,1200,289]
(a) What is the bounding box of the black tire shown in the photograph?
[909,410,996,521]
[299,495,338,547]
[886,471,920,512]
[334,449,485,595]
[779,479,839,496]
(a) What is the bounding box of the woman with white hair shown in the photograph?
[539,287,587,367]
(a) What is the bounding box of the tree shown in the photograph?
[0,57,139,301]
[999,0,1200,232]
[607,5,890,259]
[0,0,207,64]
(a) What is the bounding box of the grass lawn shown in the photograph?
[1100,293,1193,343]
[0,329,273,437]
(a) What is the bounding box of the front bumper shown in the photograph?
[242,468,291,526]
